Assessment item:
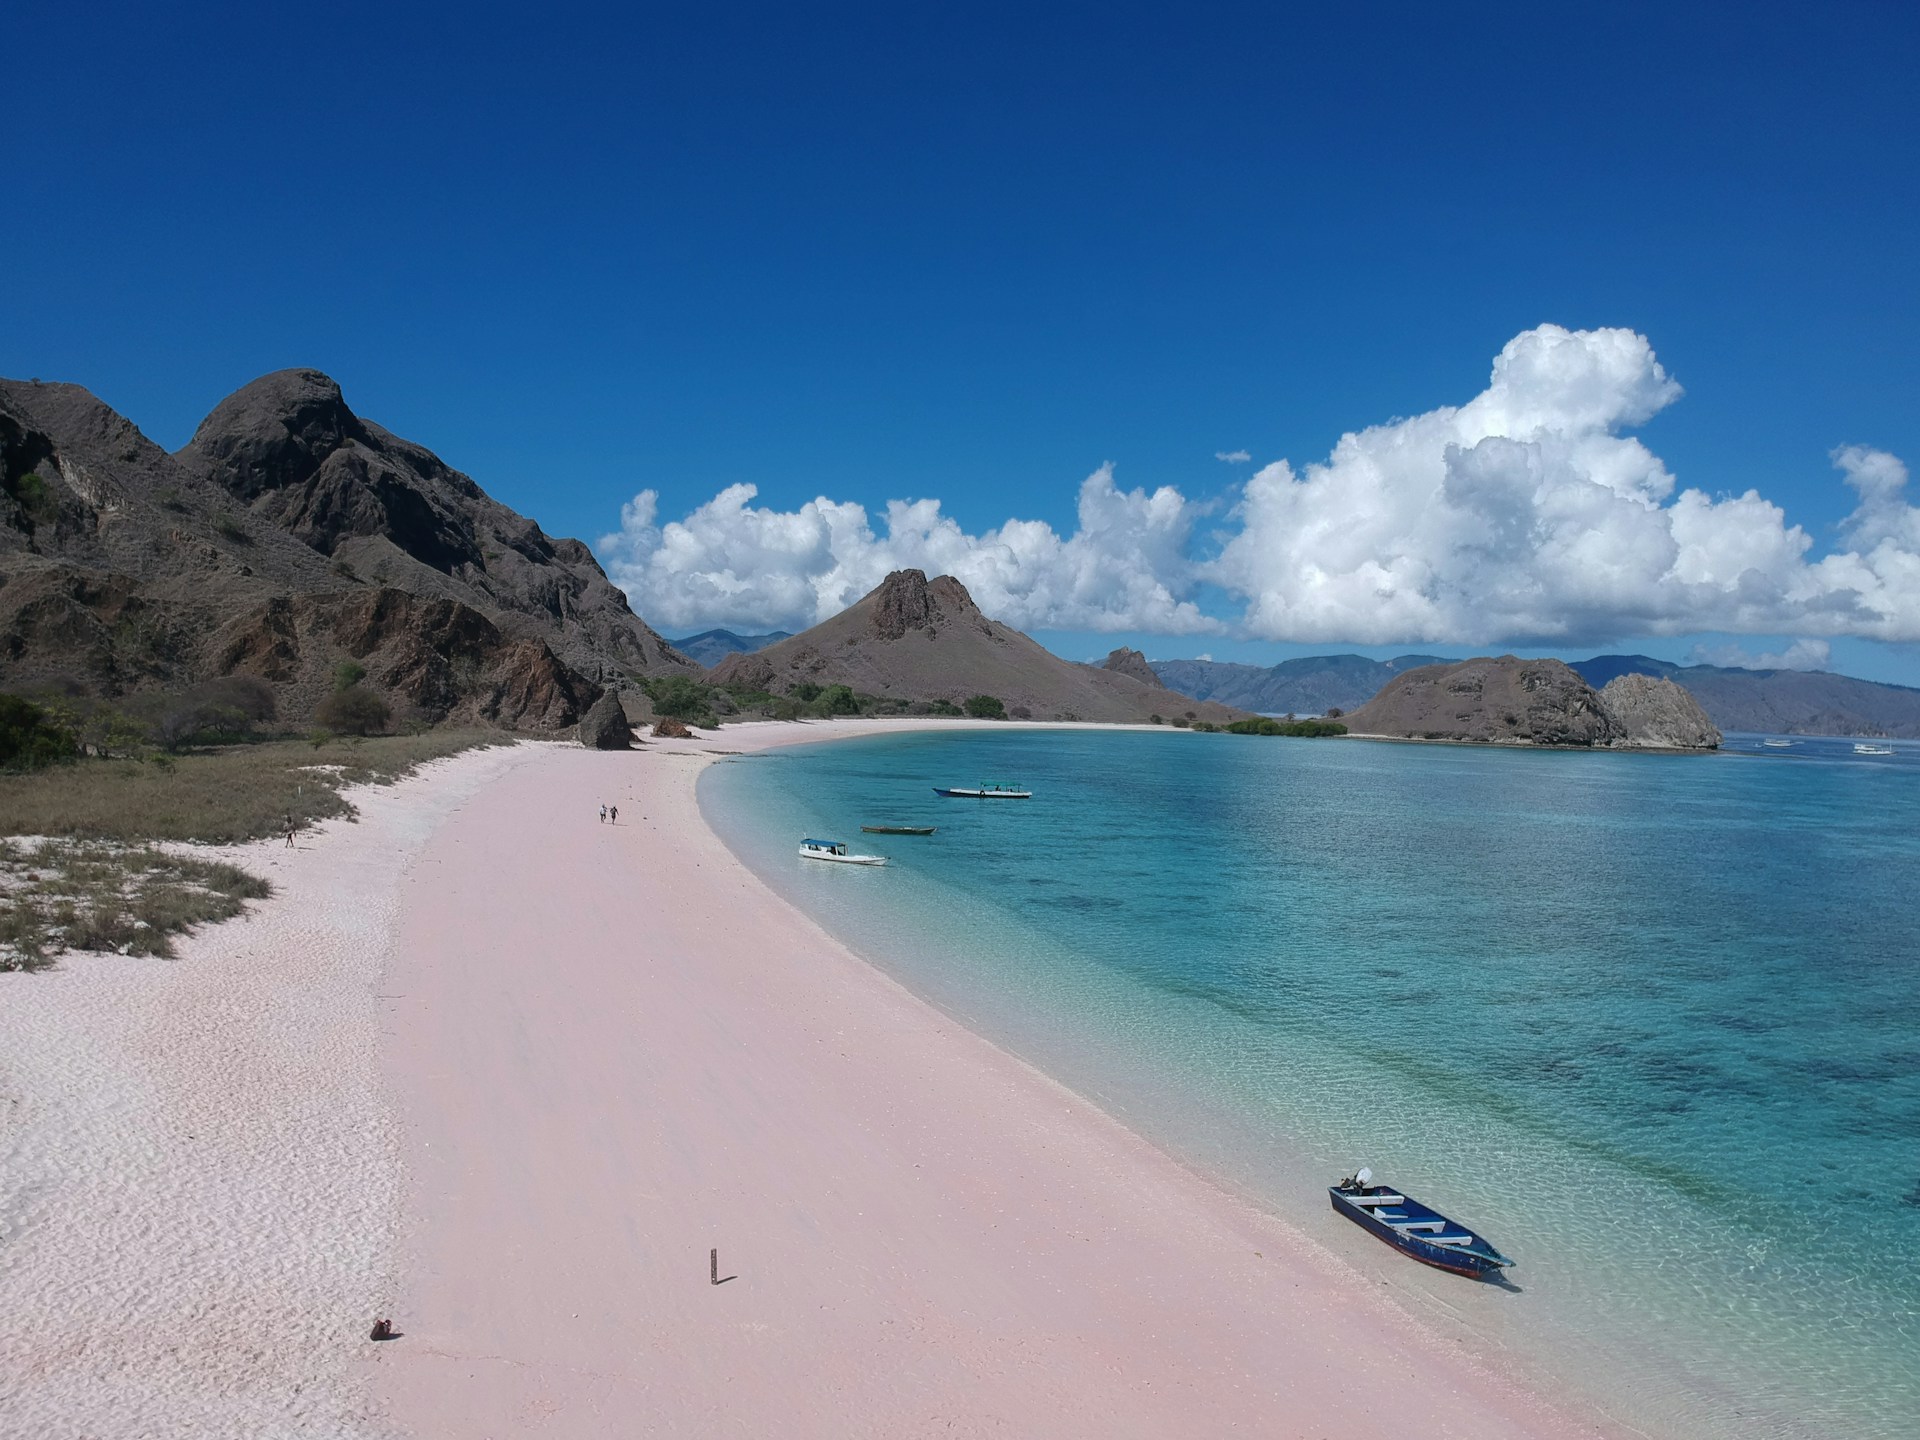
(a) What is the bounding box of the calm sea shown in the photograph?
[700,727,1920,1439]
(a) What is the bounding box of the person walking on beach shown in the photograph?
[599,803,607,824]
[285,814,295,848]
[609,804,618,824]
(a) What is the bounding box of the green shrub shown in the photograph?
[0,695,79,772]
[333,659,367,691]
[1224,717,1347,737]
[7,471,61,525]
[817,684,859,716]
[314,684,391,736]
[928,699,963,717]
[788,681,824,702]
[964,694,1007,720]
[645,675,719,726]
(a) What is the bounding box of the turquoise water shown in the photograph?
[700,728,1920,1439]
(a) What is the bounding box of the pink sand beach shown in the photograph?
[1,722,1615,1437]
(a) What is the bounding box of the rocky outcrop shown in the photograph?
[1343,656,1619,745]
[1342,655,1718,750]
[208,588,598,730]
[177,370,695,680]
[1598,674,1722,749]
[1100,647,1161,686]
[709,570,1245,725]
[577,690,634,749]
[0,370,686,734]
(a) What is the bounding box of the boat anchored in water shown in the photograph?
[1762,738,1795,748]
[1854,742,1895,756]
[861,825,937,835]
[1330,1169,1513,1279]
[933,781,1032,799]
[798,838,888,866]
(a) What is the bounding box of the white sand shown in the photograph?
[1,722,1611,1438]
[0,742,537,1438]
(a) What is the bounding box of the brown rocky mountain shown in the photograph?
[1,371,694,730]
[1099,646,1162,686]
[1342,655,1720,749]
[710,570,1246,724]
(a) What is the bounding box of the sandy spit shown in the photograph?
[372,720,1611,1439]
[0,742,537,1439]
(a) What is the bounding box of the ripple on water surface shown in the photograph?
[701,728,1920,1440]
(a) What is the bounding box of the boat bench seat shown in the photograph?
[1346,1194,1408,1207]
[1386,1220,1447,1234]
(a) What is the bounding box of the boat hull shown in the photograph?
[861,826,937,835]
[1328,1184,1512,1279]
[932,788,1031,799]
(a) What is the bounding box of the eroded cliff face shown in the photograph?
[1342,655,1719,750]
[1,369,693,732]
[1597,674,1723,749]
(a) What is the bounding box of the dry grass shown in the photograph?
[0,729,510,844]
[0,839,274,971]
[0,729,511,969]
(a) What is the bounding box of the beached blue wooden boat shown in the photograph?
[933,782,1031,799]
[1330,1170,1513,1278]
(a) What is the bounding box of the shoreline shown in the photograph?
[374,718,1609,1437]
[1,718,1615,1437]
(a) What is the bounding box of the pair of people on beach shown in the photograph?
[600,803,619,824]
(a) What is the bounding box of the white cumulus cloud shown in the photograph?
[598,324,1920,647]
[1215,449,1252,463]
[1209,325,1920,645]
[598,466,1223,636]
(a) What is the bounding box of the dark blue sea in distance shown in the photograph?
[700,727,1920,1439]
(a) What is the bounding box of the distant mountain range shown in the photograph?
[1153,652,1920,738]
[710,570,1245,725]
[1150,654,1454,715]
[1565,656,1920,739]
[668,628,793,667]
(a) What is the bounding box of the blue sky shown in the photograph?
[7,2,1919,681]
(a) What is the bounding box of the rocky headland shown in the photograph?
[1,371,695,731]
[1340,655,1721,750]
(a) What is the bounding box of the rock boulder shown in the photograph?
[578,690,633,749]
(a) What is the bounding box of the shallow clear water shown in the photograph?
[700,727,1920,1439]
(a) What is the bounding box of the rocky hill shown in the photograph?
[1152,653,1455,714]
[1569,654,1920,738]
[709,570,1246,725]
[1,371,693,730]
[1340,656,1720,749]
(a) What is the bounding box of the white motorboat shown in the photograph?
[1762,738,1795,748]
[799,838,888,866]
[1853,743,1895,756]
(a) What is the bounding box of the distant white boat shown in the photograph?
[1853,743,1895,756]
[1762,738,1795,748]
[799,838,888,866]
[934,781,1032,799]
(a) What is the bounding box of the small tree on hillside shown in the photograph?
[964,694,1007,720]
